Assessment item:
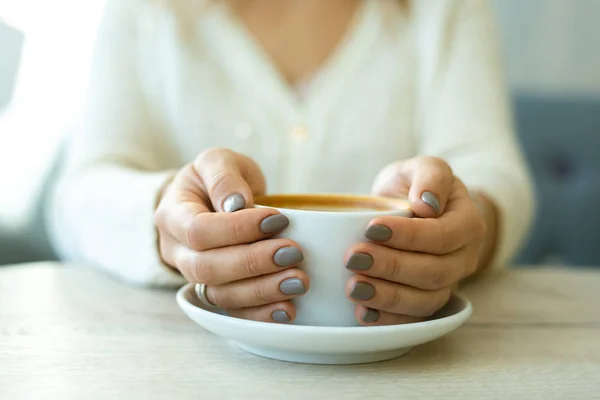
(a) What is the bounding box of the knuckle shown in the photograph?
[196,147,232,165]
[388,255,404,282]
[185,220,196,248]
[372,162,403,194]
[380,286,402,311]
[421,156,454,184]
[405,224,418,251]
[426,168,446,183]
[380,162,404,179]
[209,170,236,196]
[186,214,209,250]
[428,264,449,290]
[158,239,175,268]
[191,257,216,285]
[426,156,451,171]
[437,223,456,254]
[241,249,261,277]
[207,287,224,308]
[253,281,271,304]
[226,213,246,243]
[153,206,168,228]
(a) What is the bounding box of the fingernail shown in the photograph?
[350,282,375,301]
[345,253,373,271]
[260,214,290,234]
[362,308,380,323]
[365,225,392,242]
[421,191,441,215]
[280,278,306,296]
[272,310,291,324]
[223,193,246,212]
[274,247,304,267]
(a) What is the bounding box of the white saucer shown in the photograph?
[176,284,472,365]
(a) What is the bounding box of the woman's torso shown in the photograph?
[138,0,417,194]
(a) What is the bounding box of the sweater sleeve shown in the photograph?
[47,0,185,287]
[413,0,536,267]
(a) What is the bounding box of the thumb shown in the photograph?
[371,161,411,198]
[193,148,266,212]
[402,156,454,218]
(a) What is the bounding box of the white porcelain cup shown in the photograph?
[254,194,412,327]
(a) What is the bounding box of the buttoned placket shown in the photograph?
[200,0,380,192]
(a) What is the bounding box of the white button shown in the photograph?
[235,122,254,140]
[290,125,308,142]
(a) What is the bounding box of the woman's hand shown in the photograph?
[345,156,491,326]
[154,148,308,324]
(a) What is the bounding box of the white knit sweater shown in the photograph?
[47,0,535,286]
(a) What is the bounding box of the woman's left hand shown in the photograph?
[345,156,487,326]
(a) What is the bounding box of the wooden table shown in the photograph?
[1,263,599,399]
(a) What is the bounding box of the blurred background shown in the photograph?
[0,0,599,267]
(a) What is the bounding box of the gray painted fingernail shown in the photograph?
[274,247,304,267]
[272,310,291,323]
[365,225,392,242]
[280,278,306,296]
[421,191,441,215]
[260,214,290,234]
[350,282,375,301]
[345,253,373,271]
[223,193,246,212]
[362,308,380,323]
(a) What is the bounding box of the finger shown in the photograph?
[194,148,266,212]
[162,204,289,251]
[365,180,486,255]
[157,231,179,268]
[236,153,267,197]
[346,275,451,317]
[206,268,309,309]
[154,167,213,248]
[344,243,474,290]
[226,301,296,324]
[174,239,304,286]
[402,157,454,217]
[371,161,410,198]
[371,157,454,218]
[354,305,424,326]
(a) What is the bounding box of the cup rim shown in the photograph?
[253,193,411,215]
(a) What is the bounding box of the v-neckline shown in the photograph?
[203,0,380,119]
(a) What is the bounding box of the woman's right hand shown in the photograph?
[154,148,308,324]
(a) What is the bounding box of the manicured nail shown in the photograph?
[362,308,380,323]
[274,247,304,267]
[260,214,290,234]
[279,278,306,295]
[272,310,291,324]
[345,253,373,271]
[421,191,441,215]
[350,282,375,301]
[223,193,246,212]
[365,225,392,242]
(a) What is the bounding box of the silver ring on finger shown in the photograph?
[194,283,219,309]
